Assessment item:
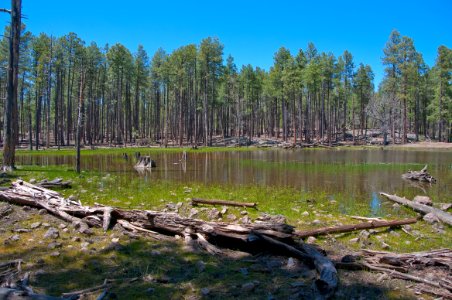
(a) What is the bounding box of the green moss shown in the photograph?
[9,161,450,254]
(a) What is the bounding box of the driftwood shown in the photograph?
[380,192,452,226]
[294,218,418,238]
[134,156,156,168]
[359,249,452,298]
[191,197,257,208]
[402,165,436,183]
[0,180,338,296]
[37,178,71,189]
[254,232,337,297]
[0,260,63,300]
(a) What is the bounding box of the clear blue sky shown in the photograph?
[1,0,451,86]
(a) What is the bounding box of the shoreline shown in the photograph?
[12,140,452,156]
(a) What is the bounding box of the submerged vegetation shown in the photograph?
[8,147,451,254]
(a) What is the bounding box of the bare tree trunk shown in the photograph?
[46,36,53,148]
[76,71,85,174]
[2,0,21,170]
[35,94,42,150]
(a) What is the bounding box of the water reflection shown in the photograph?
[17,149,452,204]
[370,192,382,216]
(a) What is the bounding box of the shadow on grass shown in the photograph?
[1,239,417,300]
[0,202,416,300]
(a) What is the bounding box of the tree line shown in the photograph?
[0,27,450,154]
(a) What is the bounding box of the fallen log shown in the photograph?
[0,180,338,298]
[344,249,452,298]
[191,197,257,208]
[361,248,452,269]
[0,288,64,300]
[294,218,418,238]
[37,178,71,189]
[253,232,337,296]
[380,192,452,226]
[0,261,63,300]
[402,165,436,183]
[361,262,445,289]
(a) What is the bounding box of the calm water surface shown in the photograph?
[18,148,452,207]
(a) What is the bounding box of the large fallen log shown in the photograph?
[294,218,418,238]
[191,197,257,208]
[380,192,452,226]
[402,165,436,183]
[0,180,338,296]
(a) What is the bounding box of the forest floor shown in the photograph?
[1,201,420,300]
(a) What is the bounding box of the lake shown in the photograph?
[17,148,451,216]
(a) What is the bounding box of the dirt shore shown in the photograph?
[390,142,452,149]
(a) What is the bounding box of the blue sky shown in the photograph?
[1,0,451,86]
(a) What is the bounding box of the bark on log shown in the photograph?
[191,197,257,208]
[380,192,452,226]
[294,218,418,238]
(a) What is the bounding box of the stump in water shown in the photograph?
[134,156,156,168]
[402,165,436,183]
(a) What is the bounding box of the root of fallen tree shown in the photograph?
[402,165,436,183]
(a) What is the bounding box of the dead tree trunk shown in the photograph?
[191,198,257,208]
[295,218,418,238]
[380,192,452,225]
[2,0,21,171]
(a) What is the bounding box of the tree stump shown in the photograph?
[134,156,156,168]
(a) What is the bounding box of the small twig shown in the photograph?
[61,283,111,297]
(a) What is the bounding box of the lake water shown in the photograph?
[18,148,452,207]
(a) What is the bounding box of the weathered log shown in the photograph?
[195,233,223,255]
[0,261,63,300]
[191,197,257,208]
[361,248,452,269]
[402,165,436,183]
[294,218,418,238]
[0,180,341,298]
[102,207,113,231]
[0,288,64,300]
[347,249,452,298]
[361,262,445,289]
[37,178,71,189]
[380,192,452,226]
[254,232,338,297]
